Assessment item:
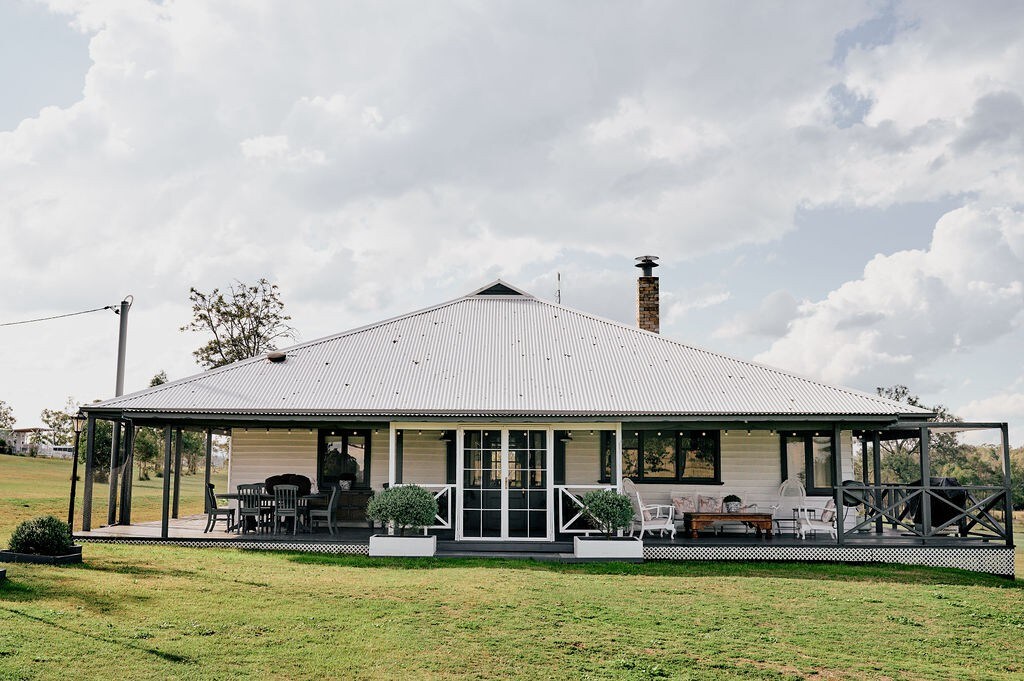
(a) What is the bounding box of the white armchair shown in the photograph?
[622,478,675,539]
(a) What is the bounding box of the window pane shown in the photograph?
[642,432,675,478]
[622,433,639,479]
[679,433,716,479]
[786,438,806,488]
[811,436,834,489]
[347,435,367,485]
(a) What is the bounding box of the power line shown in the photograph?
[0,305,118,328]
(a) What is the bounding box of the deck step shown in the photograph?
[436,540,572,554]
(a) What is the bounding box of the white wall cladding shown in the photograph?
[399,430,449,485]
[370,429,390,491]
[564,430,602,485]
[229,428,317,491]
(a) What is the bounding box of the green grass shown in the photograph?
[2,456,1024,680]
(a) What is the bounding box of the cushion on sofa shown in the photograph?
[671,495,697,514]
[697,495,722,513]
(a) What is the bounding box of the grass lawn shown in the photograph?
[2,456,1024,680]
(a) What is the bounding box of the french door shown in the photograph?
[457,427,553,540]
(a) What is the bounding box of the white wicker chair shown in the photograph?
[622,478,675,539]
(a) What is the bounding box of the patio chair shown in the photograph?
[237,483,271,534]
[622,478,675,539]
[797,498,838,540]
[308,484,340,536]
[204,483,235,533]
[773,478,814,534]
[273,484,301,535]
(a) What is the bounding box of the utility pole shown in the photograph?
[107,296,132,525]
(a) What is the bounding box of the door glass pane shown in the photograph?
[622,433,639,478]
[786,438,806,488]
[811,436,834,490]
[679,433,715,480]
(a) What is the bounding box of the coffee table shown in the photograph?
[682,512,774,538]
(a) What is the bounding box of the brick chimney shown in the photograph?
[635,255,659,333]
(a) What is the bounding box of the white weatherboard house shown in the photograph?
[77,262,1016,576]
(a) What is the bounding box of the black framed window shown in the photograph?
[318,428,371,489]
[600,429,721,484]
[780,432,835,496]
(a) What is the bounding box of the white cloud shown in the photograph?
[756,206,1024,389]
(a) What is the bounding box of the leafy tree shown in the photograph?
[0,399,14,430]
[39,397,79,447]
[149,370,168,387]
[873,385,961,482]
[180,278,295,368]
[76,414,113,475]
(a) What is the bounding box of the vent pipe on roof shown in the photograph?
[635,255,660,333]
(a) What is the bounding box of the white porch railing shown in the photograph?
[554,484,614,535]
[391,483,455,534]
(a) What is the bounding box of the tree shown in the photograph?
[180,278,295,368]
[873,385,962,482]
[39,397,79,447]
[149,370,168,386]
[0,399,14,430]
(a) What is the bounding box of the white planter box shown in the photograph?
[573,536,643,559]
[368,534,437,557]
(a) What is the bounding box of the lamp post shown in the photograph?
[67,411,87,529]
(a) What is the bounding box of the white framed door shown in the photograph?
[456,427,553,541]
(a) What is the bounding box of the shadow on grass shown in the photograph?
[279,552,1022,588]
[0,602,193,665]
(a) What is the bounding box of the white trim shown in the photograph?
[614,422,623,492]
[455,427,464,541]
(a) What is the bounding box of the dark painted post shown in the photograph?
[161,427,173,538]
[860,439,869,484]
[204,429,213,509]
[172,428,183,519]
[67,428,83,529]
[833,423,844,546]
[82,416,97,532]
[106,421,122,525]
[394,431,404,484]
[919,426,932,544]
[1001,424,1014,547]
[872,431,883,534]
[118,423,134,525]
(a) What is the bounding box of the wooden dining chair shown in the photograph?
[204,483,235,533]
[273,484,301,535]
[308,485,340,536]
[237,483,269,534]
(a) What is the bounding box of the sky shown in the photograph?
[1,1,1022,445]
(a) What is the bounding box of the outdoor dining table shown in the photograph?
[215,491,328,533]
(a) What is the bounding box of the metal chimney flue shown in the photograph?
[635,255,660,333]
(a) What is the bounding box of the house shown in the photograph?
[75,259,1016,576]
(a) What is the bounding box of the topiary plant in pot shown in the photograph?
[575,489,643,559]
[723,494,742,513]
[366,485,438,556]
[2,515,81,564]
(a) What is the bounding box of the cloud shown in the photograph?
[714,290,799,340]
[755,205,1024,388]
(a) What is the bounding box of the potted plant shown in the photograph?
[574,489,643,559]
[366,485,438,557]
[1,516,82,565]
[723,494,742,513]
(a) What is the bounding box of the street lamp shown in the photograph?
[67,412,87,529]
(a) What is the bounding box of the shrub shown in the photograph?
[8,516,74,556]
[366,485,436,536]
[581,489,635,538]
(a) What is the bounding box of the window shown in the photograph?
[600,429,721,484]
[780,432,835,496]
[318,429,371,489]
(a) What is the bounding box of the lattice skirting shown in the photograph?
[77,537,369,555]
[644,544,1015,577]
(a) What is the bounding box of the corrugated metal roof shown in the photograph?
[89,282,931,419]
